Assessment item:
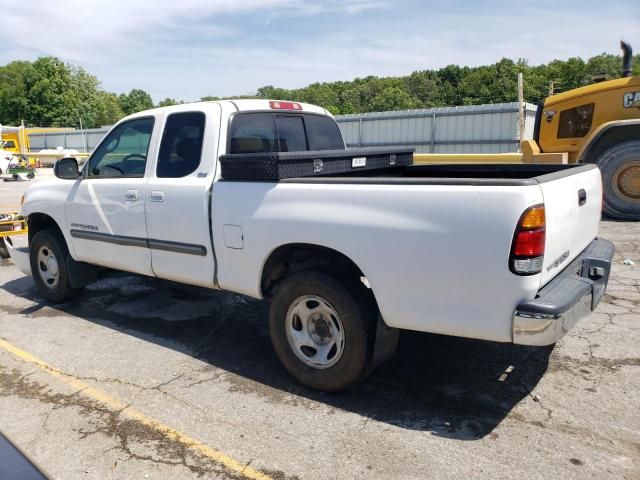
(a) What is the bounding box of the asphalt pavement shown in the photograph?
[0,170,638,479]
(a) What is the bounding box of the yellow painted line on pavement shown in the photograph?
[0,337,272,480]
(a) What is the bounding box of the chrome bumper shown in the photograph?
[5,234,32,276]
[513,238,615,346]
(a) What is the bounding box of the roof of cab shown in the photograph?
[127,99,330,120]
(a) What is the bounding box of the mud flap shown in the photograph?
[66,256,98,288]
[371,314,399,369]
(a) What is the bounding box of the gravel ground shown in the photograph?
[0,173,638,479]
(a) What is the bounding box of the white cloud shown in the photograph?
[0,0,638,101]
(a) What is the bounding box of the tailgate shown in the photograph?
[538,165,602,287]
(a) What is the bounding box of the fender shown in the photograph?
[21,178,78,259]
[577,118,640,163]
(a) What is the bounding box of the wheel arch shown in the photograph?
[27,212,64,245]
[27,212,96,289]
[578,120,640,164]
[260,243,369,298]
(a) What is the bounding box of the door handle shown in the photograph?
[150,191,164,202]
[578,189,587,206]
[124,190,138,201]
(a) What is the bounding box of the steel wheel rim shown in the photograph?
[612,160,640,203]
[285,294,346,369]
[37,245,59,289]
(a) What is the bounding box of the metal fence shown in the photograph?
[27,127,111,152]
[335,102,537,153]
[27,102,538,154]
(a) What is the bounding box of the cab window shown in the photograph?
[157,112,205,178]
[88,118,154,177]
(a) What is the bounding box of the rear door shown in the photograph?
[538,166,602,286]
[144,107,220,287]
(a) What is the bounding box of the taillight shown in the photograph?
[510,205,545,275]
[269,101,302,110]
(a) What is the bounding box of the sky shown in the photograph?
[0,0,638,103]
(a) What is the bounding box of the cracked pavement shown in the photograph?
[0,175,638,479]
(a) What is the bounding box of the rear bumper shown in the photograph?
[513,238,615,346]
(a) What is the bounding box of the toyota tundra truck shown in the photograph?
[7,100,614,391]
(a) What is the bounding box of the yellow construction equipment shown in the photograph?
[416,40,640,220]
[0,212,27,259]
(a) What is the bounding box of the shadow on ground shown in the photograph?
[1,271,552,441]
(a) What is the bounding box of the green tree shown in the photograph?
[0,56,110,128]
[119,89,154,115]
[94,91,123,126]
[157,97,178,107]
[369,86,418,111]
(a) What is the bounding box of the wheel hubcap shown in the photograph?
[37,245,59,288]
[285,295,345,369]
[613,160,640,203]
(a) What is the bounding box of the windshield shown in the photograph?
[229,113,344,154]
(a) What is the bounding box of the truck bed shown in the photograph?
[278,163,598,186]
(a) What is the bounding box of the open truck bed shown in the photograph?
[277,162,597,185]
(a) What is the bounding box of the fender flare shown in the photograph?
[577,119,640,163]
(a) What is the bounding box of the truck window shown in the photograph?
[157,112,205,178]
[275,115,307,152]
[304,114,344,150]
[1,140,16,149]
[88,117,154,178]
[229,113,278,154]
[229,113,343,154]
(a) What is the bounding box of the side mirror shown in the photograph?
[54,157,80,179]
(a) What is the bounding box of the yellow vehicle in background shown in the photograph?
[416,41,640,221]
[0,125,74,164]
[0,213,27,259]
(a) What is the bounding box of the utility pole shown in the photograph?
[517,73,525,150]
[548,81,555,96]
[20,119,26,158]
[79,117,87,152]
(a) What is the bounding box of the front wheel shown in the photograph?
[30,229,82,302]
[269,271,373,392]
[597,140,640,221]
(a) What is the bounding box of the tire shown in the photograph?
[269,271,373,392]
[0,238,8,259]
[26,172,34,179]
[596,140,640,221]
[30,229,82,302]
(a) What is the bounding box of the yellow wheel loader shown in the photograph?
[416,41,640,220]
[526,41,640,220]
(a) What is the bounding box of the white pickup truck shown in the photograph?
[8,100,614,391]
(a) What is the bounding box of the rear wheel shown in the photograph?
[30,229,82,302]
[269,271,373,392]
[597,140,640,221]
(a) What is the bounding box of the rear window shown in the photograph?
[229,113,343,154]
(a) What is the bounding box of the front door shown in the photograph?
[145,108,218,287]
[66,116,157,275]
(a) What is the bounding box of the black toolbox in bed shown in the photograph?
[219,147,414,180]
